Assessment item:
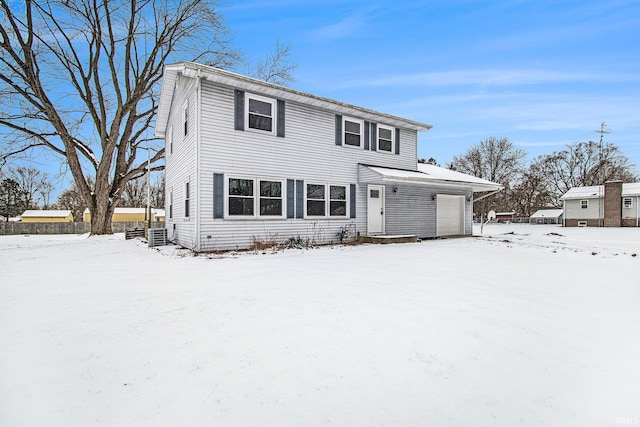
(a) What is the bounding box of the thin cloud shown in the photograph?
[309,9,374,42]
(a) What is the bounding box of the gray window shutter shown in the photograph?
[350,184,356,218]
[234,90,244,131]
[296,180,304,218]
[395,128,400,154]
[335,115,342,145]
[286,179,295,218]
[371,123,377,151]
[213,173,224,218]
[364,121,370,150]
[277,100,285,138]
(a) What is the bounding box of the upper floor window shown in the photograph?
[246,94,276,134]
[623,197,633,209]
[580,200,588,209]
[343,117,363,148]
[182,102,188,137]
[377,124,394,152]
[167,126,173,154]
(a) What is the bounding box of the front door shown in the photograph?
[367,185,385,235]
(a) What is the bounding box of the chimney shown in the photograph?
[603,180,623,227]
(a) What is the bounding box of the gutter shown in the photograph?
[473,189,502,203]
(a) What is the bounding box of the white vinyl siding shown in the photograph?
[178,80,420,250]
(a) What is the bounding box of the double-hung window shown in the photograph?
[343,117,363,147]
[246,94,276,134]
[580,200,588,209]
[182,102,188,137]
[168,126,173,154]
[623,197,632,209]
[228,178,255,216]
[227,177,284,218]
[305,183,348,218]
[377,124,394,152]
[169,190,173,220]
[184,182,190,218]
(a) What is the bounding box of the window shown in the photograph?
[580,200,588,209]
[377,124,394,152]
[306,184,326,217]
[227,177,285,218]
[343,117,363,147]
[259,180,283,216]
[329,185,347,216]
[623,197,632,209]
[169,190,173,219]
[246,94,276,133]
[228,178,254,216]
[184,182,190,218]
[168,126,173,154]
[182,102,188,136]
[305,183,349,218]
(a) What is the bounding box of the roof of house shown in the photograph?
[153,209,165,217]
[530,209,564,219]
[560,183,640,200]
[155,62,433,137]
[495,211,517,216]
[21,210,72,218]
[363,164,503,192]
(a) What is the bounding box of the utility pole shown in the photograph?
[595,122,610,227]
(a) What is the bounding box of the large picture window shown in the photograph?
[246,94,276,134]
[377,124,394,152]
[343,117,363,147]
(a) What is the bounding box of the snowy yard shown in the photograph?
[1,224,639,426]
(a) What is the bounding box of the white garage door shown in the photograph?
[436,194,465,237]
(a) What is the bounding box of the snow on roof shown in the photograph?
[364,164,502,192]
[531,209,563,219]
[561,183,640,200]
[496,212,517,216]
[21,210,72,218]
[153,209,165,216]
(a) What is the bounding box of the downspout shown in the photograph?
[195,69,202,251]
[473,189,502,203]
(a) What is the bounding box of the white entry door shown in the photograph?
[436,194,465,236]
[367,185,385,235]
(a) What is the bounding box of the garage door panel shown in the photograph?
[437,195,464,236]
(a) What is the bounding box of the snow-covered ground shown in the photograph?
[1,224,639,426]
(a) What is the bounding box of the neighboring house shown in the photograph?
[83,207,162,223]
[530,209,563,225]
[20,210,74,223]
[495,211,517,223]
[153,209,166,222]
[154,62,502,251]
[561,181,640,227]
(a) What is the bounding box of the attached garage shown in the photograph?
[436,194,465,236]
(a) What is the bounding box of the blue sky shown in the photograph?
[225,0,640,170]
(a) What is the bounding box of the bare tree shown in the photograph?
[449,137,527,216]
[249,39,297,86]
[536,141,637,206]
[510,161,555,215]
[54,177,94,222]
[7,166,50,209]
[0,0,240,234]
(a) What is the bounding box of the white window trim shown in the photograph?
[182,102,188,137]
[304,182,350,219]
[376,124,395,153]
[342,116,364,149]
[245,93,277,135]
[224,176,286,219]
[623,197,632,209]
[184,181,190,220]
[580,200,588,209]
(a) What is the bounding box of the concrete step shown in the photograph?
[359,235,419,244]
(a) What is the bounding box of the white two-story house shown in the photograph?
[155,62,500,251]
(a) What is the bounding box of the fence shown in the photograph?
[0,221,165,236]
